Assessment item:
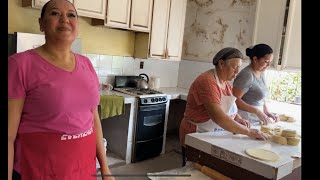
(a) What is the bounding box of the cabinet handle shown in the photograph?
[163,49,166,59]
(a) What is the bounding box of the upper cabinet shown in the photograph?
[22,0,73,9]
[73,0,106,20]
[92,0,153,32]
[253,0,301,71]
[130,0,153,32]
[280,0,301,71]
[105,0,131,29]
[149,0,187,60]
[22,0,105,20]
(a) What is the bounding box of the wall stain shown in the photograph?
[191,0,214,7]
[231,0,255,6]
[211,18,228,45]
[183,41,199,57]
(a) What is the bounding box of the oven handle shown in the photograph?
[144,121,161,127]
[139,104,166,111]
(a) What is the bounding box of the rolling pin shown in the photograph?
[194,163,232,180]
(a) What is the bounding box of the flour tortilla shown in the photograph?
[245,148,280,162]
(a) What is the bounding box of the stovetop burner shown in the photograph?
[125,88,163,95]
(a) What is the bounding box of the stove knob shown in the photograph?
[143,99,148,103]
[155,98,158,102]
[159,98,162,102]
[151,98,155,102]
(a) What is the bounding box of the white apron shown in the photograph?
[238,105,263,125]
[189,69,238,133]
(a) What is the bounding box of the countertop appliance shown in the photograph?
[113,76,168,162]
[8,32,81,56]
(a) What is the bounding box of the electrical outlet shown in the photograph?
[140,61,144,69]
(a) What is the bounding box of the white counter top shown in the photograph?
[157,87,189,100]
[185,121,301,180]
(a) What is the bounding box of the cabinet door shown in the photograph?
[130,0,153,32]
[34,0,50,8]
[149,0,171,59]
[280,0,301,71]
[253,0,287,70]
[106,0,131,29]
[22,0,73,9]
[166,0,187,60]
[74,0,106,19]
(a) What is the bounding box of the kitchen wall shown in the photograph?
[176,0,256,89]
[84,54,180,88]
[177,59,250,89]
[182,0,256,63]
[8,0,135,56]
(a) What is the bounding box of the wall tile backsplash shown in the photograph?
[84,54,180,88]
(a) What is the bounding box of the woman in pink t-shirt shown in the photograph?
[179,47,271,166]
[8,0,114,179]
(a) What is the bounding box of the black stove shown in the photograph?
[114,75,168,162]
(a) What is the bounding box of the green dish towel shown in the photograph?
[100,95,125,119]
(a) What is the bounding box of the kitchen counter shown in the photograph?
[157,87,189,100]
[185,120,301,180]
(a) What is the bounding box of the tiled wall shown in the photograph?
[84,53,180,88]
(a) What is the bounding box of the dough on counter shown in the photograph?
[281,129,297,137]
[286,117,296,122]
[274,127,283,136]
[260,125,274,135]
[279,114,296,122]
[279,114,288,121]
[287,137,301,146]
[271,135,287,145]
[245,148,280,162]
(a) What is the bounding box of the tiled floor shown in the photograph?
[97,133,182,180]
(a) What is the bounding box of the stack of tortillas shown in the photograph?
[245,148,280,162]
[271,129,300,146]
[260,125,300,146]
[279,114,296,122]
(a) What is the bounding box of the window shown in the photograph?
[265,70,301,104]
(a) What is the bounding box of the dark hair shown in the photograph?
[212,47,243,65]
[246,44,273,60]
[40,0,77,18]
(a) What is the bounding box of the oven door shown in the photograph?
[136,103,166,141]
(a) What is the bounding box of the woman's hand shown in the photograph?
[235,118,251,128]
[266,112,280,122]
[100,167,115,180]
[256,110,274,125]
[247,129,271,140]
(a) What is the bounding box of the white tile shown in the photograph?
[111,68,122,75]
[98,69,110,77]
[139,59,180,88]
[98,76,107,84]
[86,54,100,68]
[99,55,113,68]
[112,56,124,69]
[123,56,138,75]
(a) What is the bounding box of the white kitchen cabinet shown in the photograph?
[280,0,301,71]
[22,0,73,9]
[73,0,106,20]
[105,0,131,29]
[253,0,301,71]
[91,0,153,32]
[130,0,153,32]
[149,0,187,60]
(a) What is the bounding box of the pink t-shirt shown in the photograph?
[8,49,100,134]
